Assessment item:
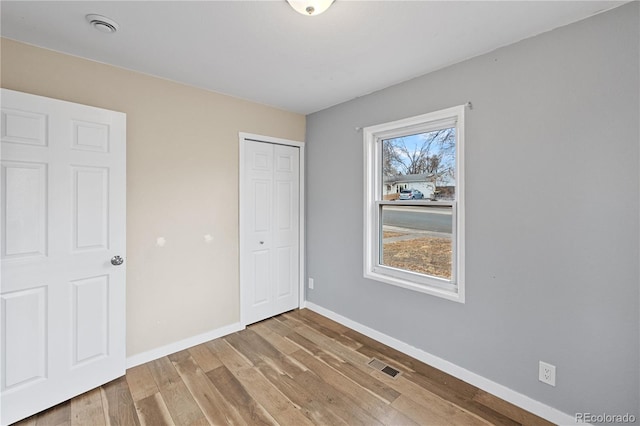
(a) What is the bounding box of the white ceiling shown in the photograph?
[1,1,627,114]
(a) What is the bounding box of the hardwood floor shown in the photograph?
[13,309,553,426]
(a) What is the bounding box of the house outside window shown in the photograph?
[363,105,465,302]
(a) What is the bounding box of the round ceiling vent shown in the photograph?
[86,14,120,34]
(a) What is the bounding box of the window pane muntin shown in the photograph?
[379,203,453,282]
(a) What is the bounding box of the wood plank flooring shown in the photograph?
[12,309,554,426]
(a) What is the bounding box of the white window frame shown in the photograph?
[363,105,465,303]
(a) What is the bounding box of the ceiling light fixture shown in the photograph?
[286,0,334,16]
[86,14,120,34]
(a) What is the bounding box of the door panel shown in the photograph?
[72,167,109,251]
[71,120,109,153]
[2,161,48,259]
[1,286,47,390]
[252,250,271,306]
[0,89,126,425]
[253,180,271,232]
[276,181,292,230]
[71,275,109,365]
[244,141,274,322]
[276,246,292,298]
[241,139,300,325]
[1,109,47,146]
[273,144,299,314]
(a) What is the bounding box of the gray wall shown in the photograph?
[305,2,639,418]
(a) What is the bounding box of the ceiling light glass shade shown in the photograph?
[287,0,334,16]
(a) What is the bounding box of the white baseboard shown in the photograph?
[304,302,579,426]
[126,322,244,369]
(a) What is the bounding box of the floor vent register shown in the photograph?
[367,358,402,379]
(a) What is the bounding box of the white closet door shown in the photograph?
[1,89,126,425]
[241,139,299,325]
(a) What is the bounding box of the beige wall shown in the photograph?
[0,38,306,357]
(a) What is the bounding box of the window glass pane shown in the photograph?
[382,128,456,201]
[380,204,453,281]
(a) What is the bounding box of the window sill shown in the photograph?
[364,269,465,303]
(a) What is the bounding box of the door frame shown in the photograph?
[238,132,305,327]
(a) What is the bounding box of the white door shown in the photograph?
[241,137,301,325]
[0,89,126,425]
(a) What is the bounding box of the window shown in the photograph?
[363,105,465,302]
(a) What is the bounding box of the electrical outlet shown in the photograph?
[308,278,314,289]
[539,361,556,386]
